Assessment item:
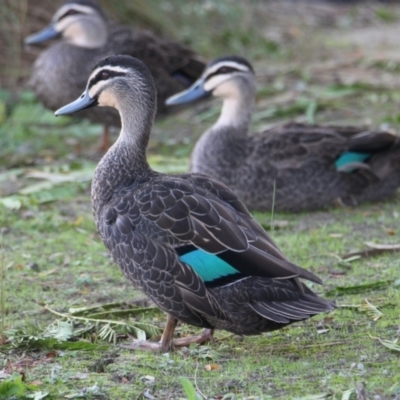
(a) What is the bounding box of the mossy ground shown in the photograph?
[1,2,400,399]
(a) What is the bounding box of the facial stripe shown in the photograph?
[88,80,108,99]
[87,67,128,98]
[88,66,130,82]
[203,74,233,92]
[205,61,250,78]
[54,4,95,22]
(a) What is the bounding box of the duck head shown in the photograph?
[55,55,156,123]
[25,0,107,48]
[166,55,255,105]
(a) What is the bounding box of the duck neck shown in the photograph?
[117,100,153,163]
[92,98,155,213]
[214,76,255,133]
[191,77,256,174]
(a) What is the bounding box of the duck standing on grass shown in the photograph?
[167,56,400,212]
[55,55,334,352]
[25,0,205,150]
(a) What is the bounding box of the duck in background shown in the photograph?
[25,0,205,150]
[167,55,400,212]
[55,55,334,352]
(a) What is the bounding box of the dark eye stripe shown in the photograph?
[204,66,242,82]
[88,69,126,89]
[58,9,82,21]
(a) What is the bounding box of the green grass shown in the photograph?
[1,1,400,399]
[0,193,399,399]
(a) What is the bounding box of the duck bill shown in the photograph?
[166,78,210,106]
[55,91,98,116]
[25,24,61,45]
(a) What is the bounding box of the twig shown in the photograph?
[43,304,136,327]
[194,362,206,400]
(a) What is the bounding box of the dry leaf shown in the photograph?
[340,241,400,260]
[365,242,400,250]
[29,380,43,386]
[38,268,58,277]
[204,363,221,371]
[369,334,400,352]
[69,373,89,380]
[73,216,84,226]
[141,375,155,382]
[358,299,382,321]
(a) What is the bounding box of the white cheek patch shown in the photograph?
[55,16,74,32]
[88,80,107,99]
[204,74,232,92]
[97,91,118,108]
[213,80,241,99]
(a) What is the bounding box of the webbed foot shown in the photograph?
[120,316,215,353]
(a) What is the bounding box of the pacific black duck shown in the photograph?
[25,0,205,149]
[55,55,334,352]
[167,56,400,212]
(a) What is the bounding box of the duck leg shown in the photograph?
[172,328,215,347]
[120,315,215,353]
[97,124,111,152]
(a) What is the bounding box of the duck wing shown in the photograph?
[256,122,398,167]
[100,172,324,323]
[134,173,322,285]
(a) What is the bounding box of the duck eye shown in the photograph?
[218,67,229,74]
[65,9,79,17]
[100,71,110,80]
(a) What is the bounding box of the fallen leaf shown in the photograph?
[26,391,49,399]
[73,216,84,226]
[29,380,43,386]
[326,280,391,296]
[358,299,382,321]
[69,373,89,380]
[48,253,63,261]
[369,334,400,352]
[340,242,400,260]
[365,241,400,250]
[329,233,343,238]
[140,375,155,382]
[0,370,10,380]
[204,363,221,371]
[38,268,58,277]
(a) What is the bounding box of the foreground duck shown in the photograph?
[167,56,400,212]
[55,55,334,352]
[25,0,205,149]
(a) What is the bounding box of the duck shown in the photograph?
[55,55,334,352]
[25,0,205,150]
[166,55,400,212]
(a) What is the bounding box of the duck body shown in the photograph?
[93,166,330,336]
[26,0,205,127]
[167,56,400,212]
[192,122,400,212]
[56,55,334,351]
